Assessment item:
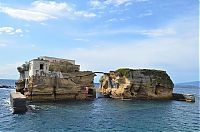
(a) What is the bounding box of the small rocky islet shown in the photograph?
[10,56,195,113]
[99,68,173,100]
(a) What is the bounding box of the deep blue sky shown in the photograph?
[0,0,199,83]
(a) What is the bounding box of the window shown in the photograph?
[40,64,44,70]
[29,65,31,70]
[88,89,93,95]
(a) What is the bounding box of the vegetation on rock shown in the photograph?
[115,68,130,77]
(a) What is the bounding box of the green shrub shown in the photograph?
[116,68,130,77]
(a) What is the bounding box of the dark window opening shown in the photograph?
[88,89,93,95]
[155,88,158,95]
[40,64,44,70]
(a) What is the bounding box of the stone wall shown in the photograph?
[49,61,80,73]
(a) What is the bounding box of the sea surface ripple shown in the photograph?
[0,80,199,132]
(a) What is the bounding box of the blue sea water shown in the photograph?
[0,79,199,132]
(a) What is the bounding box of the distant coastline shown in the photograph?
[175,81,200,88]
[0,79,17,81]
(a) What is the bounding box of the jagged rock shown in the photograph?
[99,68,174,100]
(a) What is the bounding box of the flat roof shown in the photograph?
[30,58,49,62]
[39,56,75,61]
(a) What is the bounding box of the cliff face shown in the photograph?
[16,73,96,101]
[23,72,96,101]
[99,68,174,100]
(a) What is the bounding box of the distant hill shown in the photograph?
[175,81,200,88]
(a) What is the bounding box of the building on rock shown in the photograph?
[16,56,96,101]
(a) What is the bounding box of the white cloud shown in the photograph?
[0,1,96,22]
[140,28,176,37]
[0,27,14,34]
[32,1,72,14]
[40,22,47,26]
[90,0,149,8]
[1,7,56,22]
[74,38,90,42]
[124,2,132,6]
[90,0,104,9]
[105,0,131,6]
[79,27,176,38]
[15,29,23,33]
[0,26,23,36]
[90,0,131,8]
[0,43,7,47]
[74,11,96,17]
[107,16,131,22]
[138,10,153,17]
[107,18,118,22]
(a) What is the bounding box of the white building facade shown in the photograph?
[29,59,50,77]
[18,56,74,80]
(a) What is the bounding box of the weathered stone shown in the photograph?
[172,93,195,102]
[49,61,80,73]
[99,68,174,100]
[10,92,27,113]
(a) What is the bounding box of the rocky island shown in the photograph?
[99,68,174,100]
[98,68,195,102]
[14,56,96,102]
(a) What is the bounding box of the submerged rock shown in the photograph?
[0,85,14,88]
[99,68,174,100]
[172,93,195,102]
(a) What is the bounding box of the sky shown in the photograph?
[0,0,199,83]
